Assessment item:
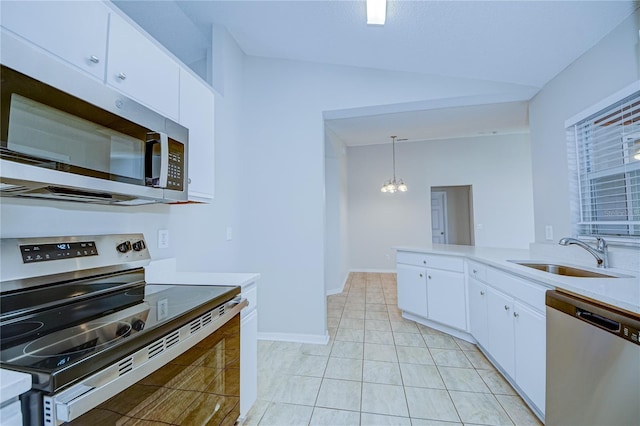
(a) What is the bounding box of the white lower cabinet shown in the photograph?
[396,251,466,333]
[486,287,516,377]
[240,281,258,420]
[397,251,547,419]
[478,266,546,418]
[468,277,489,348]
[426,268,466,330]
[514,300,546,414]
[397,263,428,316]
[240,309,258,419]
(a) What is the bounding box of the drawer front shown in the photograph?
[397,251,464,272]
[486,267,547,312]
[467,260,487,282]
[397,251,429,266]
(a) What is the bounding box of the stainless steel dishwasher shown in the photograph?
[545,290,640,426]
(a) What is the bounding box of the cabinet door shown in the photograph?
[487,287,515,378]
[240,309,258,419]
[468,277,489,348]
[107,13,179,120]
[179,71,215,201]
[1,1,108,80]
[514,301,546,414]
[427,269,466,330]
[397,264,428,316]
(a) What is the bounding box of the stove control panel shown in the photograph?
[20,241,98,263]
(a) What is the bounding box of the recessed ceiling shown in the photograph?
[114,0,637,144]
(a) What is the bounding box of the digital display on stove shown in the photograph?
[20,241,98,263]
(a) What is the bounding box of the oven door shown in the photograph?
[36,297,246,426]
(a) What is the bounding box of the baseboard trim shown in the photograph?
[401,312,475,343]
[348,268,397,273]
[326,272,350,296]
[258,331,330,345]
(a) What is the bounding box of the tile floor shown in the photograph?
[243,272,542,426]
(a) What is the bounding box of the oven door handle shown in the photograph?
[229,296,249,310]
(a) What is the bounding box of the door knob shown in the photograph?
[118,72,127,80]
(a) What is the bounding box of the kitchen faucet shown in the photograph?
[558,237,609,268]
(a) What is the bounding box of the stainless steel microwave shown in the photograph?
[0,65,188,205]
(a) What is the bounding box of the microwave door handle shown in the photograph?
[158,132,169,188]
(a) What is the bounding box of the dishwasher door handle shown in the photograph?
[576,308,620,332]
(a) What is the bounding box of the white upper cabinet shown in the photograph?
[1,1,109,81]
[179,71,215,201]
[107,13,180,121]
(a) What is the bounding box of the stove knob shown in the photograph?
[116,325,131,338]
[132,240,146,252]
[132,319,145,331]
[116,241,132,253]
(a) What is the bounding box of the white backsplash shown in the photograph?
[529,242,640,274]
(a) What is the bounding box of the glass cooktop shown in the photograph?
[0,284,240,392]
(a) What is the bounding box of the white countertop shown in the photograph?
[144,258,260,288]
[0,369,31,404]
[395,245,640,315]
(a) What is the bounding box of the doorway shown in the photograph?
[430,186,474,245]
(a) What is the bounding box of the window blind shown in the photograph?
[567,89,640,240]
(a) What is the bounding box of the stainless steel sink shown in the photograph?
[507,261,620,278]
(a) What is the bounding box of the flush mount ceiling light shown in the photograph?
[366,0,386,25]
[381,135,408,193]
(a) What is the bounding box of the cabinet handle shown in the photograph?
[423,260,426,265]
[428,275,432,279]
[419,273,423,278]
[473,269,478,274]
[118,72,127,80]
[504,305,510,311]
[89,55,100,64]
[480,291,485,296]
[513,312,519,318]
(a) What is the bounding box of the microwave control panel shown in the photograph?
[167,139,184,191]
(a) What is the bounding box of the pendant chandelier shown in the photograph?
[381,135,408,193]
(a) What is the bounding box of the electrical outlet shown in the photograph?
[545,225,554,241]
[226,227,233,241]
[157,298,169,320]
[158,229,169,249]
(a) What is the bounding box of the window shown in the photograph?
[566,82,640,242]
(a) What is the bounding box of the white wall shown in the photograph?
[170,26,245,273]
[324,128,349,295]
[0,198,174,258]
[529,9,639,270]
[237,56,536,340]
[348,134,535,271]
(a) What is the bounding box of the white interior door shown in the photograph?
[431,191,447,243]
